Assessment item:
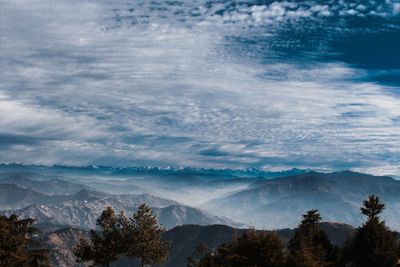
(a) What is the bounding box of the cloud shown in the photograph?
[0,133,47,148]
[0,0,399,175]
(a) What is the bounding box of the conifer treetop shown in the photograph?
[360,194,385,221]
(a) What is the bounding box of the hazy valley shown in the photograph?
[1,164,399,231]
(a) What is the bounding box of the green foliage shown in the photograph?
[74,207,125,267]
[0,214,50,267]
[124,204,171,267]
[189,229,286,267]
[74,204,170,267]
[340,195,398,267]
[287,209,335,267]
[187,243,213,267]
[218,230,286,267]
[360,194,385,221]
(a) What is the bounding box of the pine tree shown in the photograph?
[341,195,398,267]
[0,214,50,267]
[188,229,286,267]
[220,230,286,267]
[74,207,125,267]
[124,204,171,267]
[258,231,286,267]
[287,209,334,267]
[217,229,262,267]
[187,243,213,267]
[360,194,385,220]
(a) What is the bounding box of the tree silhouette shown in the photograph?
[360,194,385,220]
[124,203,171,267]
[341,195,398,267]
[0,214,50,267]
[287,209,335,267]
[187,243,213,267]
[188,229,286,267]
[219,229,286,267]
[74,207,125,267]
[74,204,170,267]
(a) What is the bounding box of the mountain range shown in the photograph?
[1,165,399,266]
[0,176,236,230]
[1,166,399,230]
[204,171,400,229]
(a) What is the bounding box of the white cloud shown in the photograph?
[0,0,399,176]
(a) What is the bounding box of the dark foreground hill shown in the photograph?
[42,223,355,267]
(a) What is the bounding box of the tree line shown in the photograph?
[1,195,399,267]
[74,204,171,267]
[0,214,50,266]
[187,195,400,267]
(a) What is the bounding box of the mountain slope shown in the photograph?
[0,164,306,206]
[43,227,89,267]
[0,184,66,209]
[1,186,236,230]
[203,171,400,228]
[155,205,238,229]
[0,174,89,195]
[5,202,236,230]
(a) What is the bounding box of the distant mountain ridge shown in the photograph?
[4,201,236,230]
[0,163,308,179]
[0,164,309,206]
[0,184,58,210]
[0,177,238,230]
[1,168,399,230]
[0,174,90,195]
[204,171,400,229]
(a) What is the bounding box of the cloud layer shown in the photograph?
[0,0,400,175]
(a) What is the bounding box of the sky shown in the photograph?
[0,0,400,176]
